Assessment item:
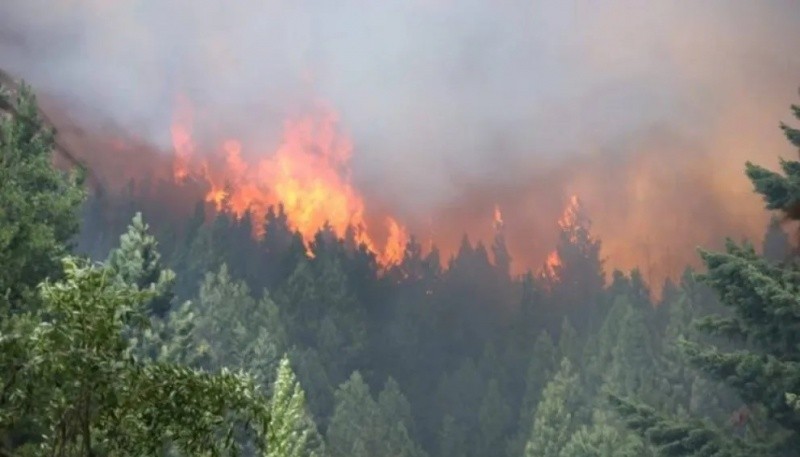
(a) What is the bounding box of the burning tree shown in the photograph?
[541,196,605,332]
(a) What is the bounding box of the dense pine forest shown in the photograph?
[3,78,800,456]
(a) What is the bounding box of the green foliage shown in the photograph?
[326,371,379,457]
[437,415,467,457]
[478,378,511,456]
[608,300,660,404]
[558,318,581,365]
[266,356,325,457]
[327,372,425,457]
[107,212,176,316]
[0,84,84,306]
[168,264,286,385]
[560,413,645,457]
[608,394,749,457]
[0,257,271,456]
[509,331,557,457]
[610,90,800,457]
[524,358,582,457]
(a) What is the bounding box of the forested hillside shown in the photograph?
[2,79,800,456]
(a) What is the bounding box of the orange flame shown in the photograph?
[540,194,582,281]
[170,97,408,266]
[558,195,582,234]
[544,250,563,277]
[493,204,504,230]
[170,95,194,182]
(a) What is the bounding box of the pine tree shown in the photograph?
[0,83,84,307]
[542,196,605,332]
[378,377,416,436]
[524,358,582,457]
[610,90,800,456]
[326,371,380,457]
[107,212,176,317]
[478,378,511,456]
[171,264,285,384]
[558,317,581,365]
[560,411,645,457]
[288,347,335,424]
[491,213,512,280]
[267,356,325,457]
[607,301,660,406]
[508,331,557,457]
[435,358,484,433]
[437,415,467,457]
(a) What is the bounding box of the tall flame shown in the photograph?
[170,97,408,266]
[541,194,582,281]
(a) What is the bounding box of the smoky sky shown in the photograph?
[2,0,800,280]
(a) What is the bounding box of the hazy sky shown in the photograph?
[2,0,800,281]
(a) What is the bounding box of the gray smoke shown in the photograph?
[2,0,800,278]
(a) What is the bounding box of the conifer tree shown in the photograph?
[524,358,582,457]
[267,356,325,457]
[326,372,378,457]
[607,301,660,406]
[435,358,484,434]
[558,317,581,365]
[478,378,511,456]
[509,331,558,457]
[107,212,175,316]
[171,264,285,384]
[610,90,800,456]
[543,196,605,332]
[0,83,84,307]
[560,411,645,457]
[437,415,467,457]
[378,377,416,436]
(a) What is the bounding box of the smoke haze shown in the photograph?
[2,0,800,283]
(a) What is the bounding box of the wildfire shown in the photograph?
[540,194,582,281]
[558,194,582,235]
[543,250,563,278]
[169,97,408,266]
[170,95,194,182]
[493,204,504,230]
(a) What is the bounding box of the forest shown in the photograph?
[2,71,800,457]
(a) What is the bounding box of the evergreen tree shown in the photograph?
[524,358,582,457]
[0,83,84,307]
[611,90,800,456]
[267,356,325,457]
[379,377,416,437]
[509,331,558,457]
[558,317,581,365]
[491,212,512,280]
[478,378,511,456]
[435,358,484,434]
[437,415,467,457]
[326,371,380,457]
[607,300,660,406]
[174,264,285,384]
[289,347,335,425]
[560,411,645,457]
[107,212,175,316]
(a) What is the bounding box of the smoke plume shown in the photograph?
[2,0,800,283]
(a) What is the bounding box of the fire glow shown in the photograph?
[169,96,408,266]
